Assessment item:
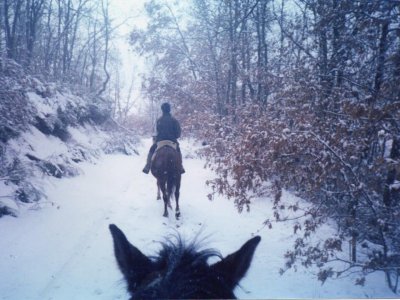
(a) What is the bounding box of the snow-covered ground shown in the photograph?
[0,138,394,299]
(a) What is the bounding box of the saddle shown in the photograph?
[151,140,177,161]
[156,140,177,151]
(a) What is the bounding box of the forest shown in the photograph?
[130,0,400,293]
[0,0,114,93]
[1,0,400,295]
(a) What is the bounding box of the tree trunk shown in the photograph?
[227,0,239,107]
[374,18,389,97]
[256,0,269,105]
[97,0,110,96]
[4,0,23,60]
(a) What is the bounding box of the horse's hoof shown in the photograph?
[175,212,181,220]
[163,213,168,218]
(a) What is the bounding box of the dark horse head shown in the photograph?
[151,145,181,219]
[109,224,261,299]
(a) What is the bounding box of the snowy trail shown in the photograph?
[0,139,394,299]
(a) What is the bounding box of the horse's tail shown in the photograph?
[166,173,175,201]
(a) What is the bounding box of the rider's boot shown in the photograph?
[142,164,150,174]
[142,151,153,174]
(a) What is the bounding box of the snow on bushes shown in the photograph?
[0,60,139,217]
[199,92,400,292]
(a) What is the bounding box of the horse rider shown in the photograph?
[142,102,185,174]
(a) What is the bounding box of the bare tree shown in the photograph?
[96,0,110,96]
[3,0,23,60]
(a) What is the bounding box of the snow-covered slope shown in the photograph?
[0,60,138,216]
[0,139,393,299]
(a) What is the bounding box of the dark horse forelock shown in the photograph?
[138,239,223,298]
[109,224,261,299]
[151,145,181,219]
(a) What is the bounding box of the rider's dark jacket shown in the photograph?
[156,112,181,143]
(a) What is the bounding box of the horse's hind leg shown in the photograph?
[159,180,168,217]
[156,182,161,200]
[163,197,169,218]
[175,175,181,220]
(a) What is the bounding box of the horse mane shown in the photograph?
[134,236,233,299]
[154,235,222,272]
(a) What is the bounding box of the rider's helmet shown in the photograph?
[161,102,171,114]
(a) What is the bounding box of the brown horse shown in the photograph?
[109,224,261,299]
[151,144,181,219]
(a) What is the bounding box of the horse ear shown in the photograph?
[211,236,261,289]
[109,224,153,292]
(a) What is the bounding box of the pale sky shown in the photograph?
[108,0,189,116]
[109,0,149,114]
